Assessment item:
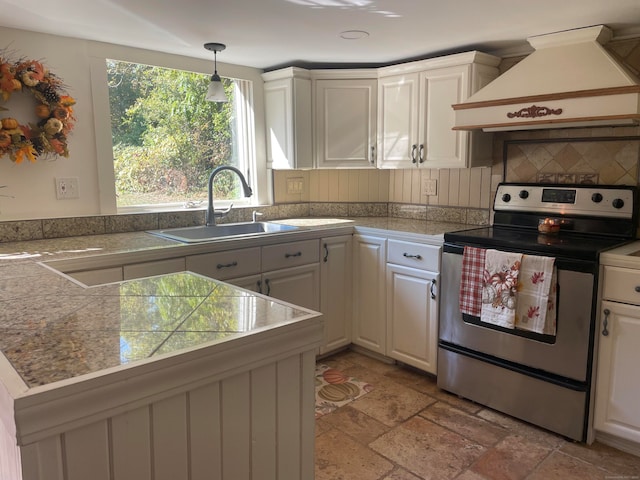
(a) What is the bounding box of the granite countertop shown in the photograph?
[0,270,315,389]
[600,240,640,269]
[0,216,469,391]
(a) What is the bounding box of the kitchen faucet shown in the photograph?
[206,166,253,226]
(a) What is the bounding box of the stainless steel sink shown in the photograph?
[148,222,299,243]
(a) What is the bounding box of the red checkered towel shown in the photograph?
[459,246,486,316]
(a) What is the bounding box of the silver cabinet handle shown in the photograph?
[370,145,375,165]
[411,144,418,164]
[257,280,262,294]
[602,308,610,337]
[265,278,271,296]
[430,278,437,300]
[419,144,425,164]
[403,253,422,260]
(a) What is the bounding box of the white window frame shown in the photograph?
[88,43,270,215]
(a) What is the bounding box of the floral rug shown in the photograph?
[314,364,373,418]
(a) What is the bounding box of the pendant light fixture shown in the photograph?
[204,42,228,102]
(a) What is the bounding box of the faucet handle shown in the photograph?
[252,210,264,223]
[213,203,233,218]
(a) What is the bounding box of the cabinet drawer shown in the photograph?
[186,247,261,281]
[262,239,319,271]
[603,266,640,305]
[387,240,440,271]
[123,257,185,280]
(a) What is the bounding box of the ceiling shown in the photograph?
[1,0,640,71]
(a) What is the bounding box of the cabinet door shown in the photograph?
[419,65,469,169]
[226,274,262,293]
[594,300,640,443]
[386,264,438,374]
[263,264,320,311]
[319,236,353,355]
[377,73,419,169]
[264,76,313,169]
[352,235,386,354]
[315,79,377,168]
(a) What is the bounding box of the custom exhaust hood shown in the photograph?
[453,25,640,131]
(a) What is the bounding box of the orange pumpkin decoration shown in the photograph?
[1,117,18,130]
[35,104,50,119]
[322,368,348,384]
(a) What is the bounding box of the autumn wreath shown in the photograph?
[0,53,76,163]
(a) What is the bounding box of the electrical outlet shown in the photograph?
[423,178,437,196]
[55,177,79,199]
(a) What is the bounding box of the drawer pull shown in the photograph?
[323,243,329,263]
[285,251,302,258]
[635,286,640,293]
[403,253,422,260]
[430,278,437,300]
[216,261,238,269]
[602,308,610,337]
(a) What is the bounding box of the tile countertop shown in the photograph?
[600,240,640,269]
[0,217,469,390]
[0,271,317,389]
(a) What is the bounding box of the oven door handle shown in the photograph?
[602,308,610,337]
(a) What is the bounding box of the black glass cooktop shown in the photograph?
[444,226,631,263]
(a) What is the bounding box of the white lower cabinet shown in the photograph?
[226,274,262,293]
[352,234,441,373]
[319,235,353,355]
[123,257,186,280]
[261,264,320,311]
[386,264,438,373]
[352,234,387,355]
[595,300,640,445]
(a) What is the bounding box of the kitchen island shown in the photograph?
[0,268,323,480]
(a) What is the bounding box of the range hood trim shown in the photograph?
[452,25,640,132]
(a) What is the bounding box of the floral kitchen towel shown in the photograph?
[515,254,557,335]
[459,246,486,316]
[480,249,523,329]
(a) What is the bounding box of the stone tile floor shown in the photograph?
[315,349,640,480]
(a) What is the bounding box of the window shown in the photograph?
[106,59,256,210]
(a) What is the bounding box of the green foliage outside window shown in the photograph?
[107,60,242,207]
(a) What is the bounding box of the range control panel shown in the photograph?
[494,183,636,219]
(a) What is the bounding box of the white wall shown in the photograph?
[0,27,267,221]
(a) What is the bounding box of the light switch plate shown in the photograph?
[55,177,79,199]
[286,177,304,195]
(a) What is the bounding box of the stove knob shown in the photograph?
[591,193,603,203]
[612,198,625,209]
[519,190,529,199]
[502,193,511,202]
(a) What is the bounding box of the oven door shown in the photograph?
[439,247,595,382]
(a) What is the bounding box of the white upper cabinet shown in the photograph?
[377,52,500,169]
[314,73,378,169]
[262,68,313,169]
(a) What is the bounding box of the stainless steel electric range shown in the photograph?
[438,183,638,442]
